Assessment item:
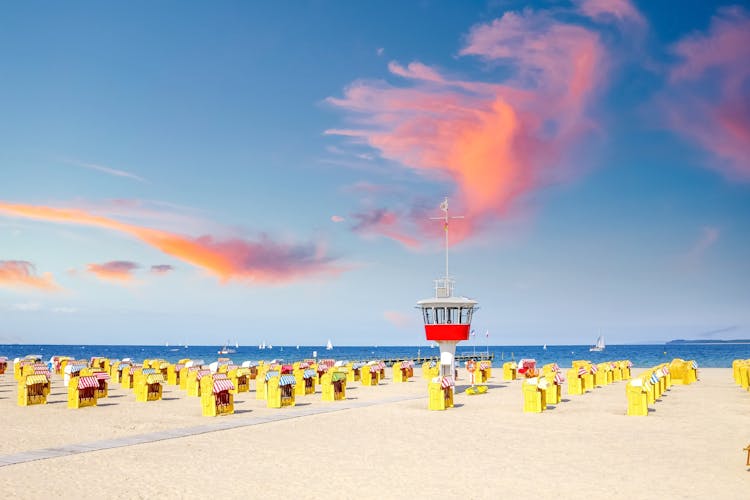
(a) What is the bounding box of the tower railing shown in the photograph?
[434,277,454,298]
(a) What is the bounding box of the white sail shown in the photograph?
[589,335,605,352]
[326,339,333,350]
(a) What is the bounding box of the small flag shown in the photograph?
[444,221,448,232]
[485,330,489,338]
[439,199,448,212]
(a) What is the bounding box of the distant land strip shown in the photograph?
[667,339,750,344]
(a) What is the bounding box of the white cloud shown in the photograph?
[52,307,78,314]
[9,302,41,311]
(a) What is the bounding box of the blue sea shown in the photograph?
[2,343,748,368]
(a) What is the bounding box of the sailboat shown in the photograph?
[259,341,266,350]
[543,344,547,350]
[218,340,236,355]
[589,335,605,352]
[326,339,333,350]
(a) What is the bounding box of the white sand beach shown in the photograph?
[0,366,747,499]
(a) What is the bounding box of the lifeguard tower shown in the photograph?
[417,198,478,382]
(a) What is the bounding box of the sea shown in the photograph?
[2,343,749,368]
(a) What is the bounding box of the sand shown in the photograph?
[0,366,747,499]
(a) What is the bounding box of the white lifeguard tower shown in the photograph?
[417,198,478,379]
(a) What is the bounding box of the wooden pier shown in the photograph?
[381,352,494,367]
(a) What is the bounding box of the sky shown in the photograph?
[1,0,748,346]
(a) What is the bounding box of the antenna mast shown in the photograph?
[430,197,464,282]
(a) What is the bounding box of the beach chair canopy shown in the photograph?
[196,369,211,379]
[441,376,455,388]
[142,368,156,375]
[213,378,234,394]
[25,374,49,385]
[77,376,100,390]
[94,372,110,380]
[241,361,257,368]
[518,359,536,370]
[209,361,219,373]
[145,373,165,384]
[265,370,280,381]
[213,373,229,381]
[64,364,86,374]
[331,372,346,382]
[303,369,317,379]
[279,375,296,386]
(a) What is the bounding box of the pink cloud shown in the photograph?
[576,0,646,27]
[327,7,608,246]
[0,260,60,291]
[150,264,174,274]
[87,261,140,282]
[388,61,445,83]
[662,7,750,180]
[330,215,345,223]
[351,208,421,248]
[383,310,415,329]
[0,202,343,284]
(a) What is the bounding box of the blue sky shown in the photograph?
[1,1,748,346]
